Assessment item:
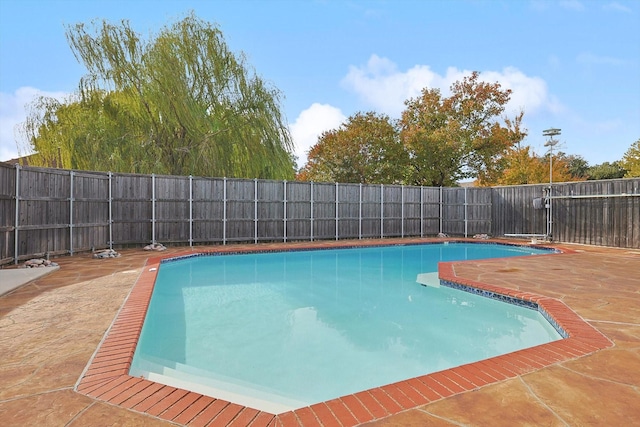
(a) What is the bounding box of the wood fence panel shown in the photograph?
[382,185,402,237]
[492,184,547,237]
[0,164,16,264]
[225,179,256,243]
[111,173,152,245]
[337,183,360,240]
[285,181,311,241]
[17,168,70,257]
[72,171,110,251]
[466,188,492,236]
[361,184,381,238]
[312,182,336,240]
[257,180,284,241]
[403,186,422,237]
[442,188,464,236]
[421,187,440,236]
[552,179,640,248]
[192,177,224,244]
[154,175,190,244]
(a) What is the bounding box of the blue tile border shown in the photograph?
[439,279,568,338]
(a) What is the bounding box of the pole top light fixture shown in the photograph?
[543,128,561,137]
[543,128,561,146]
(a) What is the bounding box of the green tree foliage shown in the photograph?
[560,153,590,180]
[297,112,407,184]
[400,72,520,186]
[621,138,640,178]
[586,161,627,180]
[21,14,295,179]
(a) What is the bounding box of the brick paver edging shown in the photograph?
[75,241,613,427]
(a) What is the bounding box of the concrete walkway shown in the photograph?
[0,266,59,296]
[0,239,638,426]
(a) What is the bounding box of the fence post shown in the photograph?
[254,178,258,244]
[69,171,74,255]
[380,184,384,238]
[283,180,287,242]
[420,186,424,237]
[335,182,339,240]
[223,177,227,245]
[464,186,468,238]
[359,183,362,240]
[439,186,443,234]
[189,175,193,247]
[310,182,314,241]
[108,172,113,250]
[401,185,405,238]
[14,164,20,264]
[150,174,156,244]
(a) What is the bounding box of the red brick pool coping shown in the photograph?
[75,240,613,427]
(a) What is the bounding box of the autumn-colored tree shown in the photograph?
[621,138,640,178]
[21,14,295,179]
[297,112,407,184]
[400,72,520,186]
[495,146,578,185]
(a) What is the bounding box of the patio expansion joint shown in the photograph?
[517,376,571,426]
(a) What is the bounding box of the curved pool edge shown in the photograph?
[75,238,613,427]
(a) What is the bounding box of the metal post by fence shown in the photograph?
[464,186,468,238]
[223,177,227,245]
[401,185,405,238]
[254,178,258,244]
[283,180,287,242]
[108,172,113,250]
[358,183,362,240]
[380,184,384,239]
[151,174,156,244]
[420,186,424,237]
[310,182,314,241]
[439,186,443,234]
[14,164,20,264]
[189,175,193,247]
[335,182,339,240]
[69,171,74,255]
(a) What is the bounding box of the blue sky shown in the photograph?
[1,0,639,170]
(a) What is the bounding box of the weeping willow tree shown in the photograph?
[20,13,296,179]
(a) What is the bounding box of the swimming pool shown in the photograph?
[130,242,561,413]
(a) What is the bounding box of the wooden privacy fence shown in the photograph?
[1,163,639,264]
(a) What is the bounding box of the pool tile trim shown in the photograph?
[76,240,612,427]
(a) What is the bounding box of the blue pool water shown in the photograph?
[130,243,560,413]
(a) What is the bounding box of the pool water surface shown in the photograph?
[130,243,560,412]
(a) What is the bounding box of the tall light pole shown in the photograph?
[543,128,561,241]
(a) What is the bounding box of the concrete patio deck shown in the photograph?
[1,238,639,426]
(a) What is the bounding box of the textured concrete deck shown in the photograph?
[1,239,639,426]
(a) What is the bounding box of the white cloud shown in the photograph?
[603,1,631,13]
[0,87,68,161]
[289,103,346,168]
[341,55,560,118]
[341,55,459,117]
